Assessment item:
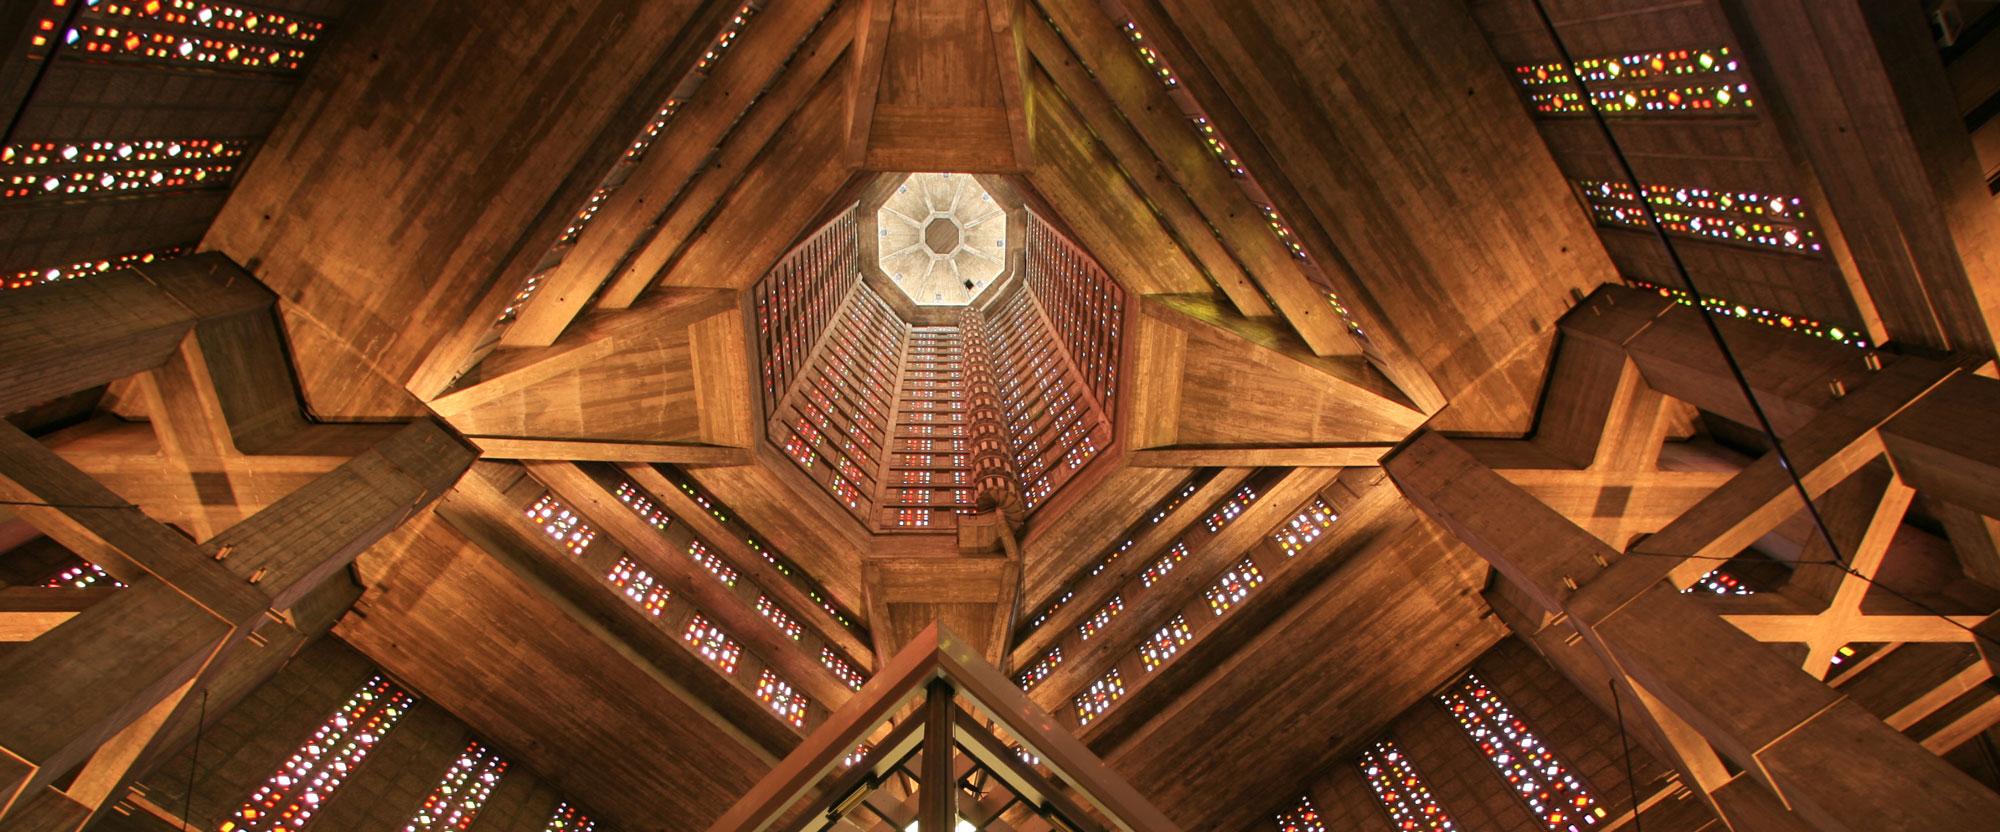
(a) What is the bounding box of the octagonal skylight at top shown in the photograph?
[876,173,1006,305]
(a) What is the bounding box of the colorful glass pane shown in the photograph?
[1439,674,1605,832]
[1358,740,1458,832]
[605,557,670,616]
[3,244,187,291]
[1017,648,1062,692]
[403,741,507,831]
[1138,615,1192,671]
[688,540,739,587]
[1078,595,1123,640]
[1628,279,1869,349]
[1074,669,1124,725]
[820,647,866,691]
[1206,558,1264,615]
[754,668,810,728]
[756,594,802,640]
[43,561,124,588]
[1274,498,1337,556]
[614,481,673,530]
[684,614,741,673]
[544,802,595,832]
[221,675,414,832]
[1582,180,1821,255]
[1275,796,1327,832]
[1204,484,1259,533]
[526,493,595,556]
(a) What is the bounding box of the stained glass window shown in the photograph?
[3,156,238,200]
[1439,674,1605,832]
[1274,498,1337,556]
[64,0,326,74]
[1088,540,1134,577]
[615,481,673,530]
[1274,796,1327,832]
[1516,48,1753,116]
[2,137,247,201]
[1629,279,1868,348]
[544,802,595,832]
[1581,180,1820,255]
[1683,568,1752,595]
[220,675,414,832]
[526,493,595,556]
[756,594,802,640]
[404,741,507,831]
[684,614,741,673]
[821,647,865,691]
[1078,595,1123,640]
[1073,669,1124,726]
[1357,740,1458,832]
[1140,541,1189,587]
[43,561,124,588]
[1150,481,1198,524]
[1206,558,1264,615]
[755,668,810,727]
[844,743,873,768]
[1027,589,1073,631]
[606,557,670,616]
[1204,484,1259,533]
[687,540,739,586]
[4,244,187,291]
[1138,615,1192,671]
[1017,648,1061,692]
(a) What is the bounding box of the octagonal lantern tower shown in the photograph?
[875,173,1008,306]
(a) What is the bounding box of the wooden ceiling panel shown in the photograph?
[1017,462,1186,606]
[1130,296,1426,451]
[1134,0,1615,422]
[204,0,720,420]
[851,0,1031,171]
[865,556,1019,667]
[1102,501,1506,830]
[427,290,747,460]
[336,510,771,831]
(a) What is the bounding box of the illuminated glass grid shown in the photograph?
[1073,669,1124,725]
[1205,558,1264,615]
[684,614,741,673]
[1016,648,1061,692]
[605,557,670,616]
[1357,740,1458,832]
[1138,615,1192,671]
[1078,595,1124,640]
[754,668,810,727]
[525,493,596,556]
[820,647,866,691]
[756,594,802,640]
[403,740,507,831]
[1439,674,1606,831]
[1273,498,1337,556]
[220,674,414,832]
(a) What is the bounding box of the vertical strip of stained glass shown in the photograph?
[1274,796,1327,832]
[404,741,507,831]
[221,675,415,832]
[1357,740,1458,831]
[543,802,595,832]
[1438,674,1606,831]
